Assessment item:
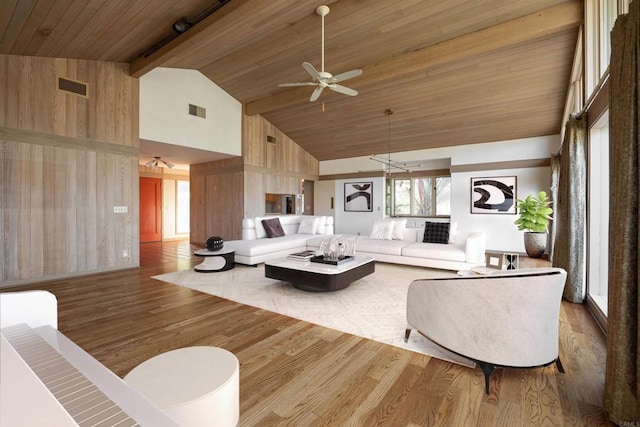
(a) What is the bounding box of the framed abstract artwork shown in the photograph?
[471,176,517,214]
[344,182,373,212]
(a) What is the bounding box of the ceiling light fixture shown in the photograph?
[172,18,191,33]
[370,109,411,174]
[142,0,231,58]
[145,156,175,170]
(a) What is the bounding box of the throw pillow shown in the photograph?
[449,221,458,243]
[391,219,407,240]
[262,218,285,238]
[370,219,395,240]
[316,216,327,235]
[423,221,450,244]
[254,216,267,239]
[298,216,319,235]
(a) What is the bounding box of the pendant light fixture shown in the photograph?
[370,109,411,173]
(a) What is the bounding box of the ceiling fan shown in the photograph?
[145,156,174,170]
[278,5,363,102]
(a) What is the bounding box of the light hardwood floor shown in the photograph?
[4,241,610,426]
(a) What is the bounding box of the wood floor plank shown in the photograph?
[0,241,612,426]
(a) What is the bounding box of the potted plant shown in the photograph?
[514,191,553,258]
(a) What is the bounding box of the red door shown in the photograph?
[140,177,162,242]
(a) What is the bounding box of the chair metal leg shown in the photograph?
[555,356,565,373]
[477,361,495,394]
[404,328,412,343]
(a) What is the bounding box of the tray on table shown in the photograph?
[310,255,354,266]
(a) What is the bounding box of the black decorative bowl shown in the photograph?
[206,236,224,251]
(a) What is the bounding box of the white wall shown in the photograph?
[452,167,551,252]
[139,67,241,156]
[334,177,386,235]
[319,135,561,252]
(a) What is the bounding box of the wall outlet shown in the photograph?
[114,206,128,213]
[122,250,128,257]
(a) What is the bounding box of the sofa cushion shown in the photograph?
[316,216,327,234]
[370,219,395,240]
[254,216,267,239]
[225,234,310,257]
[262,218,285,238]
[391,219,407,240]
[402,242,466,262]
[298,216,319,234]
[449,221,458,243]
[423,221,450,244]
[356,237,412,256]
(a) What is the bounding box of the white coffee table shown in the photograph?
[124,346,239,427]
[264,256,375,292]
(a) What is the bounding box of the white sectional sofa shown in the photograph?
[223,215,335,265]
[344,227,486,271]
[223,215,485,271]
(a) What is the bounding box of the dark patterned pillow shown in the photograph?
[262,218,285,238]
[423,221,450,244]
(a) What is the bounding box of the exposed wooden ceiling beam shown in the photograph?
[244,0,582,116]
[130,0,250,78]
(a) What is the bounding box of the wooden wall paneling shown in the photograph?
[53,146,66,274]
[189,163,244,244]
[41,144,54,276]
[29,144,44,277]
[244,171,264,218]
[16,142,30,278]
[75,148,87,272]
[189,174,205,244]
[0,142,4,281]
[0,55,139,287]
[190,114,317,241]
[85,150,98,270]
[2,141,17,281]
[129,157,140,264]
[1,55,137,147]
[203,172,243,242]
[65,147,78,274]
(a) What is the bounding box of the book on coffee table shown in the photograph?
[287,250,318,261]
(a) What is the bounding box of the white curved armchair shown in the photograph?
[405,267,567,393]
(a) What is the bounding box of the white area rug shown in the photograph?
[152,262,474,367]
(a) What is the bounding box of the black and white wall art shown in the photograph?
[344,182,373,212]
[471,176,517,214]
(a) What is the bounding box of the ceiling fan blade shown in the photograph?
[330,69,363,83]
[278,82,317,87]
[162,160,175,169]
[328,84,358,96]
[302,62,321,81]
[310,86,324,102]
[144,159,155,168]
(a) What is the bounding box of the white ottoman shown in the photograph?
[124,346,239,427]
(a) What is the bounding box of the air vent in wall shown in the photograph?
[189,104,206,118]
[266,135,277,144]
[58,77,88,97]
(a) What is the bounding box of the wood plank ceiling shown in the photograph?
[0,0,583,161]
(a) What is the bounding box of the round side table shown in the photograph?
[124,346,239,427]
[194,248,235,272]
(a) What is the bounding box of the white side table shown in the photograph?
[194,248,235,272]
[124,346,239,427]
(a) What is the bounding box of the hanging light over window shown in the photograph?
[370,109,411,173]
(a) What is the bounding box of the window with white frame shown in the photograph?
[585,0,629,96]
[388,176,451,217]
